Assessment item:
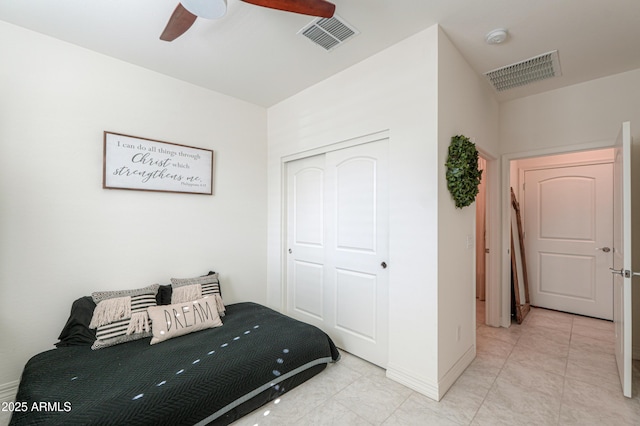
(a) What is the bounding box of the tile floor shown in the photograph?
[2,304,638,426]
[232,302,640,426]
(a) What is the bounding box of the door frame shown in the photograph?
[477,149,501,327]
[476,156,487,301]
[280,130,390,311]
[498,139,617,327]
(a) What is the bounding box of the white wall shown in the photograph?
[436,28,499,387]
[267,24,500,400]
[500,69,640,153]
[0,21,268,387]
[499,69,640,357]
[268,25,442,397]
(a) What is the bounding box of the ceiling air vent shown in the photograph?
[299,15,358,51]
[484,50,562,91]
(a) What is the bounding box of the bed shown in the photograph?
[9,276,339,425]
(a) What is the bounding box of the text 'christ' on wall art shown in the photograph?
[103,131,214,195]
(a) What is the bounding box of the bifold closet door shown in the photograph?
[286,140,389,367]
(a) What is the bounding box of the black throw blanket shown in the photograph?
[10,302,340,425]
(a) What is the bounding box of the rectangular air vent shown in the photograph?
[484,50,562,91]
[299,15,358,51]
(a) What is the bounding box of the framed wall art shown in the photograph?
[103,131,214,195]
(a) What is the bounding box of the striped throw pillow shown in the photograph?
[170,272,225,317]
[89,284,159,350]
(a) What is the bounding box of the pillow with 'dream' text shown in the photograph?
[147,297,222,345]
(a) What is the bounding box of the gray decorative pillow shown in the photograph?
[170,273,225,317]
[89,284,159,350]
[147,297,222,345]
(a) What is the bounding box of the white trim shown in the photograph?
[279,158,288,313]
[0,380,19,402]
[501,139,615,160]
[281,130,390,163]
[386,344,475,402]
[500,139,616,327]
[472,143,500,328]
[518,157,614,174]
[437,344,476,399]
[478,153,501,327]
[386,364,439,401]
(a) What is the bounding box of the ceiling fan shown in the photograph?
[160,0,336,41]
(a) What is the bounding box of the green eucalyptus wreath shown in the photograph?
[445,135,483,209]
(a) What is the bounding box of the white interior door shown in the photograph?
[286,140,389,367]
[286,154,326,325]
[613,121,633,398]
[524,163,613,319]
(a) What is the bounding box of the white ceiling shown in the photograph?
[1,0,639,107]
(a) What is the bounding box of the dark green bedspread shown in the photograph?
[10,302,339,425]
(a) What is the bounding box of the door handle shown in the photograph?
[610,267,624,276]
[596,247,611,253]
[610,268,637,278]
[381,262,388,269]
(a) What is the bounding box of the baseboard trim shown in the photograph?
[386,364,440,401]
[386,344,476,402]
[437,344,476,398]
[0,380,19,402]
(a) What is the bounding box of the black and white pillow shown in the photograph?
[89,284,159,350]
[170,272,225,317]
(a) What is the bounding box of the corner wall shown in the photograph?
[0,21,268,387]
[267,25,442,395]
[436,27,500,394]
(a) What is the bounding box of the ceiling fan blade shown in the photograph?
[160,3,198,41]
[241,0,335,18]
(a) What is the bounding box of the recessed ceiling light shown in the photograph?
[485,28,508,45]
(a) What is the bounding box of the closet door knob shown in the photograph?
[381,262,387,269]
